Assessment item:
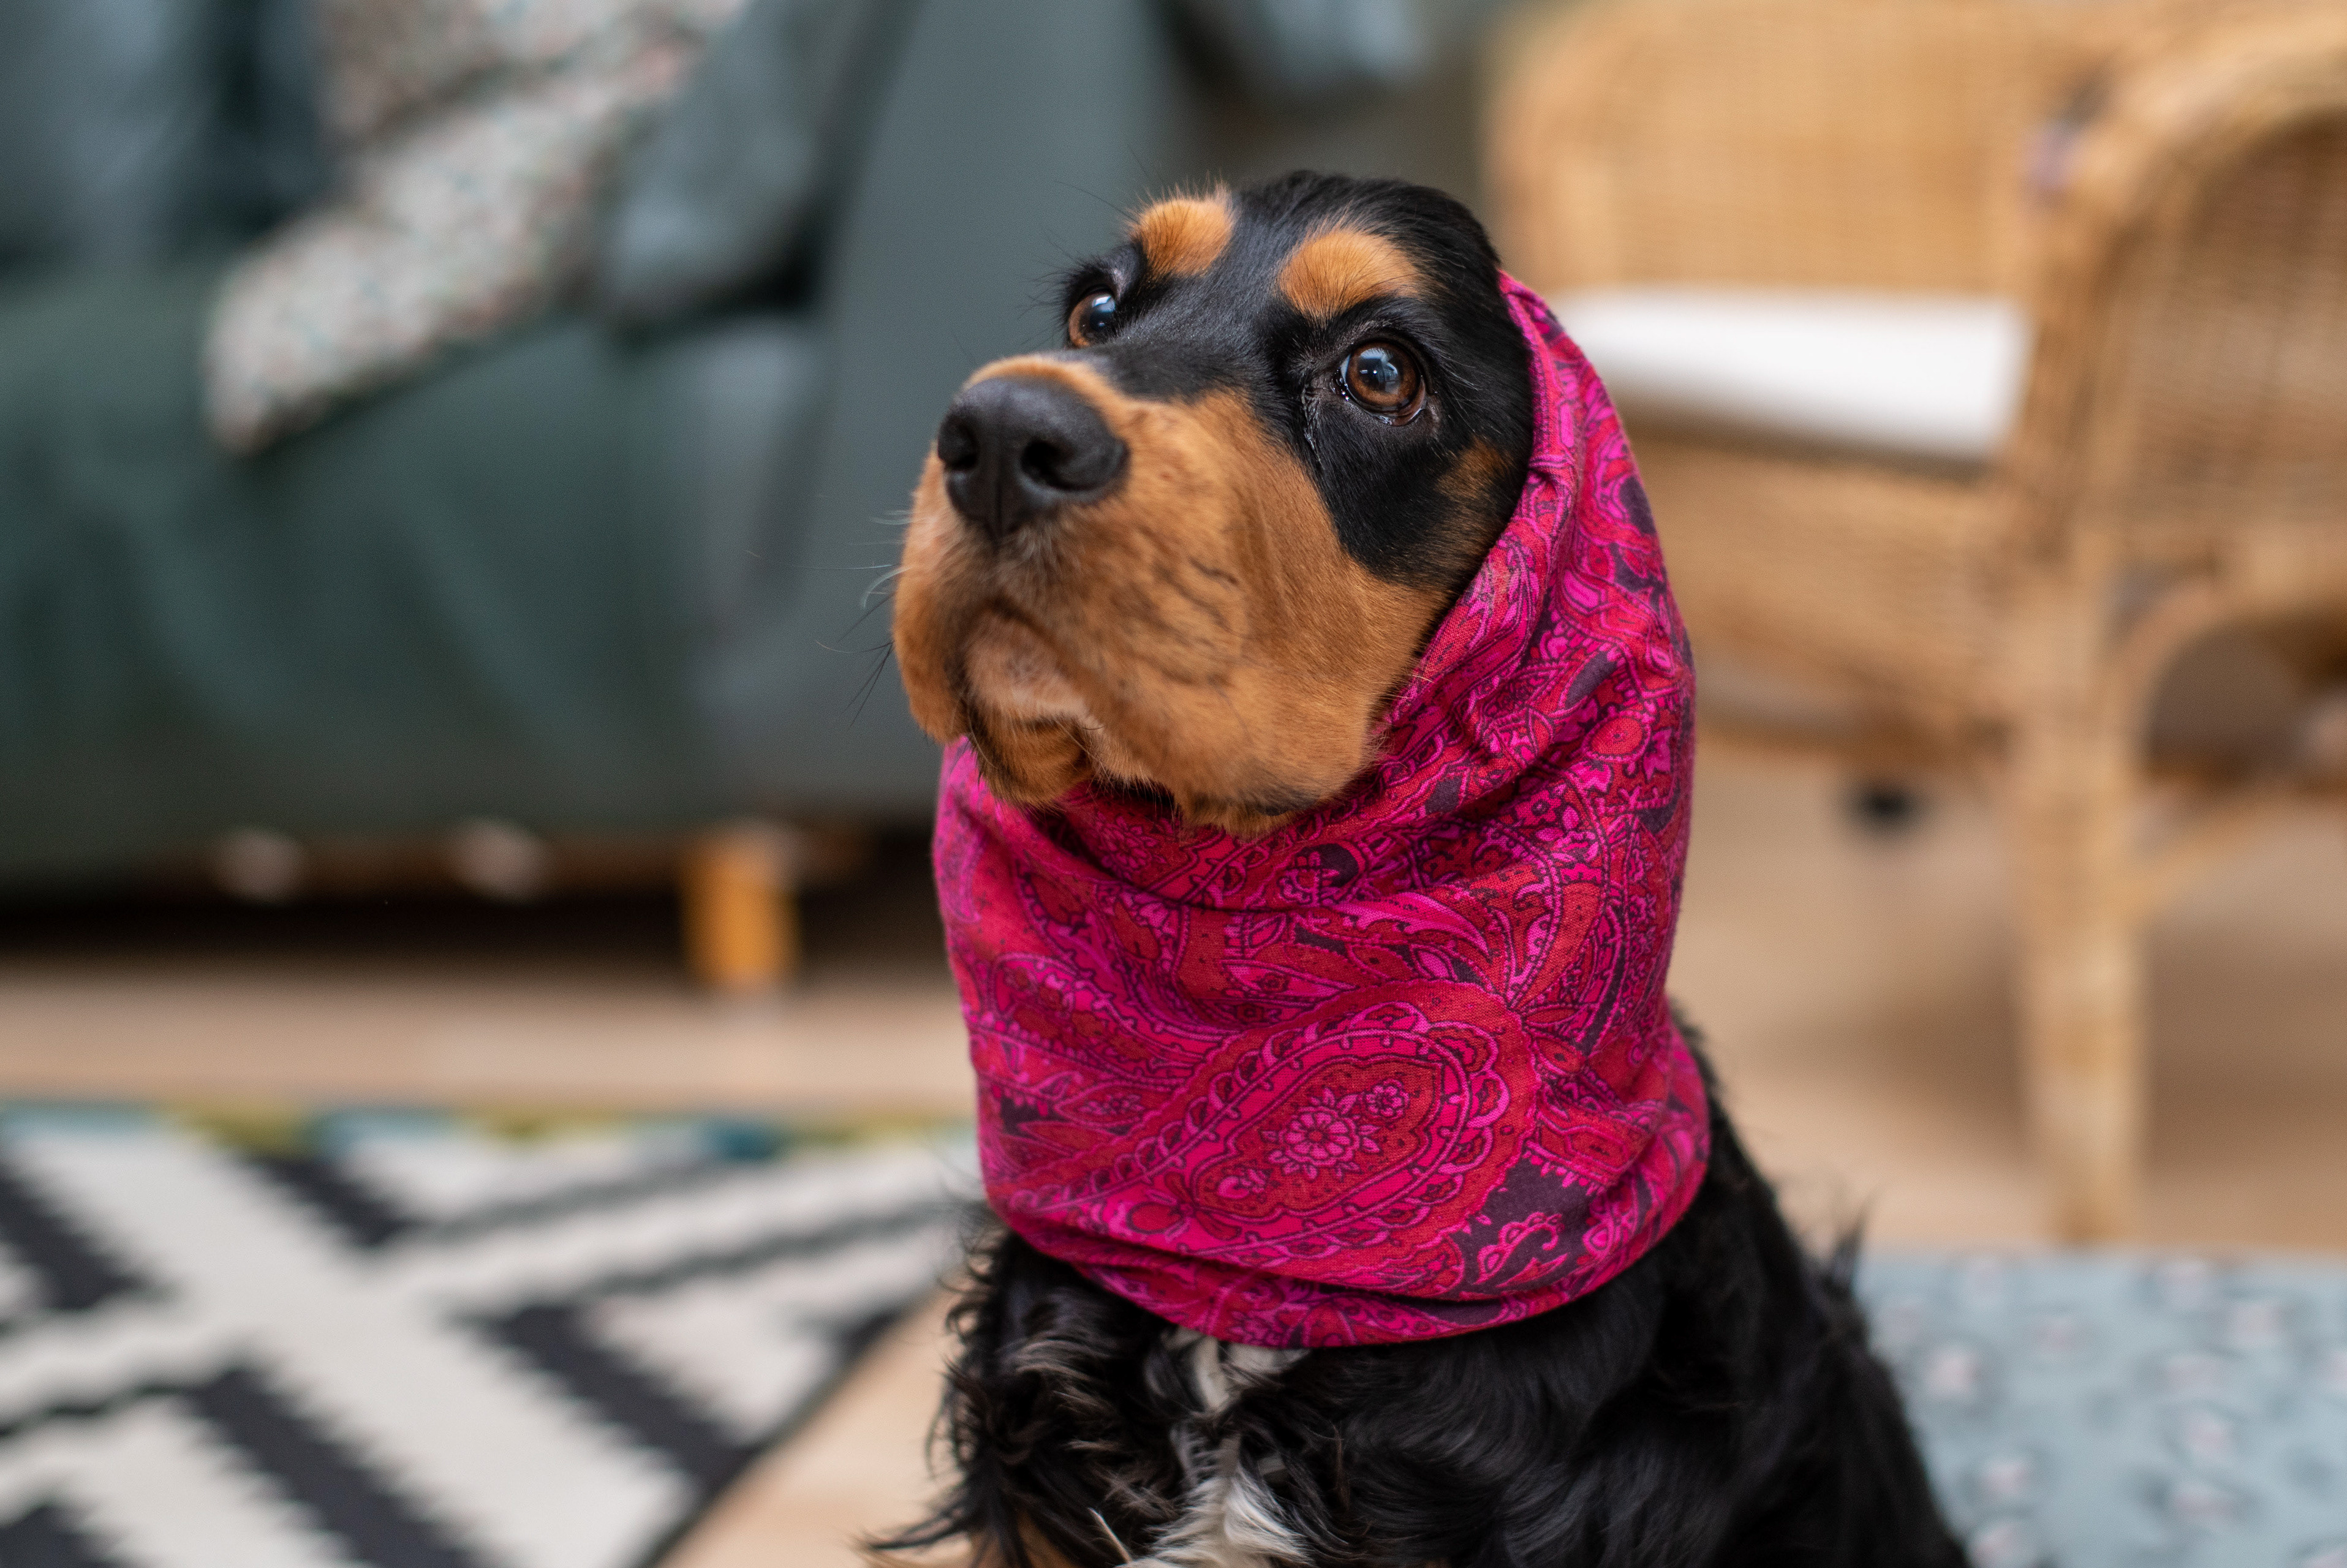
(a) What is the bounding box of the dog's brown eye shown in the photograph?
[1069,291,1118,345]
[1342,342,1423,421]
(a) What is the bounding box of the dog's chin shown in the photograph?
[962,616,1090,727]
[956,618,1102,807]
[954,622,1332,839]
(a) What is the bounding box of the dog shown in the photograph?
[880,172,1963,1568]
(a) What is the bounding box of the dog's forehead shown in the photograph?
[1124,192,1427,322]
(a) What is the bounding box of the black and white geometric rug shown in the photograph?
[20,1102,2340,1568]
[0,1107,973,1568]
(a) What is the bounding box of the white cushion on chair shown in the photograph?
[1550,288,2032,466]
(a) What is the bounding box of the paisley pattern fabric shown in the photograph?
[934,277,1709,1348]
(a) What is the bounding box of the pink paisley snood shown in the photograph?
[932,276,1709,1348]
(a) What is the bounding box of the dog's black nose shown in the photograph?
[936,375,1126,542]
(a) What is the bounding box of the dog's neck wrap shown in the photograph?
[935,278,1708,1347]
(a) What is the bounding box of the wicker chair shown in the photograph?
[1489,0,2347,1240]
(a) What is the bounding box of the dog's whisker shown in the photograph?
[827,590,900,647]
[860,564,908,609]
[845,646,895,726]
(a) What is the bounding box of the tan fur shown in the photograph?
[1277,227,1419,320]
[1442,438,1512,509]
[1132,193,1234,278]
[894,356,1447,836]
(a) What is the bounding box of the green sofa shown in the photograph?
[0,0,1493,933]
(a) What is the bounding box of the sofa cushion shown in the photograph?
[593,0,921,328]
[0,0,229,270]
[313,0,744,148]
[204,0,747,453]
[1168,0,1426,110]
[1551,287,2032,467]
[0,0,331,274]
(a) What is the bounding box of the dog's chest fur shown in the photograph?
[1095,1333,1309,1568]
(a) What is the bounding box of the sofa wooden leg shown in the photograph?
[681,824,802,994]
[2010,709,2146,1242]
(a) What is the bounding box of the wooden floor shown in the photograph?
[0,836,972,1118]
[2,751,2342,1566]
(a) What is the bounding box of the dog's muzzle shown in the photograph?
[935,374,1127,543]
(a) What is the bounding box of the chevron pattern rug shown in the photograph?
[0,1107,972,1568]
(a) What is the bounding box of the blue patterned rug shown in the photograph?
[1861,1251,2347,1568]
[0,1107,972,1568]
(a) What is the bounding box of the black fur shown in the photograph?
[877,1044,1962,1568]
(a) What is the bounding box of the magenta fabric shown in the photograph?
[932,276,1709,1348]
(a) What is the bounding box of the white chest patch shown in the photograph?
[1108,1332,1310,1568]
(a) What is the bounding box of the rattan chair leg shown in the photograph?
[2009,682,2148,1242]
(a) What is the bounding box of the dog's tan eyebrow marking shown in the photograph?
[1131,194,1234,278]
[1443,439,1510,506]
[1279,227,1419,320]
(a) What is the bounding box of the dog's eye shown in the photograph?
[1341,342,1424,421]
[1069,291,1119,345]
